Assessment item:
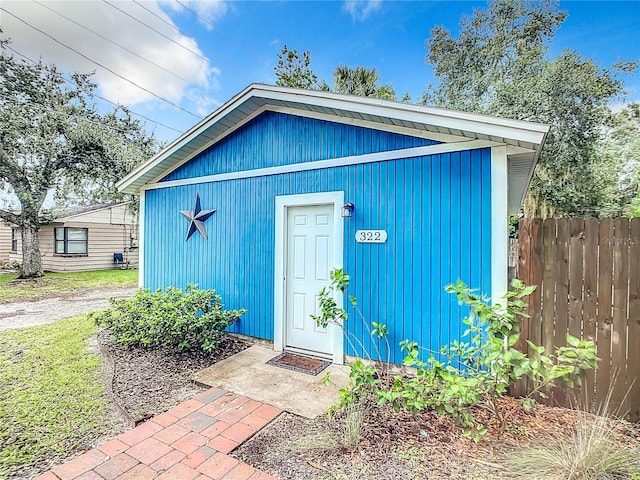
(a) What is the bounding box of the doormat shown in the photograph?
[266,352,331,376]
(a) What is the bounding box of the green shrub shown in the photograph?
[91,284,245,352]
[385,279,598,440]
[314,272,598,441]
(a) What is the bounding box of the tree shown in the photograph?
[598,103,640,215]
[333,65,396,100]
[0,47,158,278]
[274,45,396,100]
[274,45,319,90]
[423,0,637,217]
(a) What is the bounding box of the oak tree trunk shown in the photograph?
[19,222,43,278]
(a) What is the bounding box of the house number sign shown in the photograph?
[355,230,388,243]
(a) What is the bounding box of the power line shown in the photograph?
[113,0,254,79]
[32,0,194,87]
[102,0,211,65]
[174,0,268,66]
[3,44,183,135]
[0,7,203,120]
[132,0,180,32]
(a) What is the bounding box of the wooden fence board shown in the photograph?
[542,219,556,356]
[568,219,585,340]
[516,219,532,359]
[567,218,585,406]
[627,218,640,421]
[516,217,638,420]
[529,219,544,348]
[594,219,614,410]
[555,219,570,348]
[582,219,599,410]
[611,219,630,413]
[512,219,533,398]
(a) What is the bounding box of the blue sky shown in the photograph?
[2,0,639,144]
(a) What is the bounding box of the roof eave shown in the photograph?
[118,84,550,195]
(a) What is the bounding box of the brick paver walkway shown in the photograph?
[34,388,281,480]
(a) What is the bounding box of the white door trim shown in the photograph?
[274,191,345,364]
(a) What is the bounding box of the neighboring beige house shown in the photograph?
[8,203,139,272]
[0,223,12,263]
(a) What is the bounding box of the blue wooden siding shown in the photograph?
[160,111,438,182]
[144,149,492,365]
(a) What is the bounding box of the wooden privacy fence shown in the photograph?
[516,217,640,421]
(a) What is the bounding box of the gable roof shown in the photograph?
[118,84,549,211]
[64,202,119,217]
[52,202,132,223]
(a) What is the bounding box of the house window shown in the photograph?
[54,227,88,255]
[11,228,18,252]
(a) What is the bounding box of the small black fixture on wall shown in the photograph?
[342,202,354,218]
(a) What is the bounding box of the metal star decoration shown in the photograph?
[180,192,216,241]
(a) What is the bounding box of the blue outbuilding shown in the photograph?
[118,84,548,365]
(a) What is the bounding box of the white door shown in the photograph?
[285,204,334,355]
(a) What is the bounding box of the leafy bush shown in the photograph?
[314,271,598,441]
[385,280,597,440]
[91,284,245,352]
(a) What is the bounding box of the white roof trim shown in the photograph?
[118,84,549,195]
[52,202,130,223]
[142,139,499,192]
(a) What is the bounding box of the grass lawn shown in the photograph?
[0,316,121,479]
[0,269,137,303]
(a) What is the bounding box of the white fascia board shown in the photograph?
[117,85,262,194]
[268,105,468,143]
[146,106,270,186]
[144,139,499,192]
[118,100,466,194]
[255,86,550,146]
[119,83,549,194]
[146,104,470,188]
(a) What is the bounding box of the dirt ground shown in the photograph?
[233,396,640,480]
[97,330,250,424]
[0,287,137,331]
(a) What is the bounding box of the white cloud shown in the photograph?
[1,0,223,110]
[343,0,382,21]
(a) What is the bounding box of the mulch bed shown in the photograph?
[234,395,640,480]
[97,330,250,424]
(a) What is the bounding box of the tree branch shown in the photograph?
[0,209,22,225]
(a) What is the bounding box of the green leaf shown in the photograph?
[566,334,580,347]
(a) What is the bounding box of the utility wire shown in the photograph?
[132,0,182,33]
[133,0,263,69]
[120,0,254,78]
[0,7,203,120]
[174,0,268,66]
[32,0,194,86]
[4,44,183,135]
[102,0,210,65]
